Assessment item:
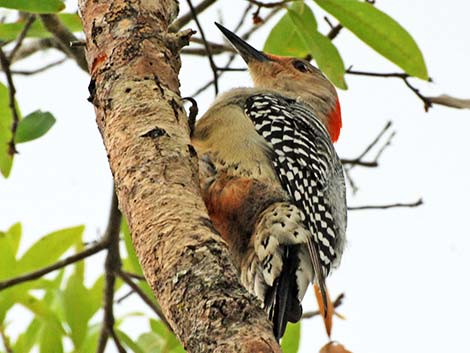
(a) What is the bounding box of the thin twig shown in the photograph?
[346,68,434,111]
[96,331,109,353]
[348,198,423,211]
[403,77,433,111]
[182,37,236,56]
[217,67,247,72]
[302,293,345,319]
[97,190,123,353]
[373,131,396,163]
[186,0,219,95]
[11,58,67,76]
[10,38,60,64]
[116,289,134,304]
[246,0,293,8]
[170,0,218,32]
[0,241,108,291]
[110,329,127,353]
[346,68,409,79]
[343,121,394,193]
[70,40,86,47]
[0,48,20,155]
[343,168,358,194]
[117,269,173,332]
[121,270,146,281]
[323,16,343,40]
[39,14,88,72]
[327,24,343,40]
[191,6,280,97]
[324,16,335,29]
[348,121,393,171]
[8,15,36,62]
[340,158,378,168]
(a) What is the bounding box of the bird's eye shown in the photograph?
[293,60,309,73]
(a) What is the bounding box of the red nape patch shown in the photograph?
[328,99,342,143]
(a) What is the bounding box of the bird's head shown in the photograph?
[215,22,342,142]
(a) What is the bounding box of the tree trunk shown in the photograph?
[78,1,281,352]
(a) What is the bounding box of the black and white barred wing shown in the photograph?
[245,94,347,278]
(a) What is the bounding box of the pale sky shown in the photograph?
[1,1,469,352]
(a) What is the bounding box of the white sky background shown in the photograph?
[1,0,470,352]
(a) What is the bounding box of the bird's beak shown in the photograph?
[215,22,270,63]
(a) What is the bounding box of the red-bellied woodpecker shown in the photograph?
[191,23,347,340]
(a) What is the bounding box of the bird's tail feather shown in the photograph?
[266,246,302,341]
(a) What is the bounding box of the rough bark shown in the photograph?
[78,1,281,352]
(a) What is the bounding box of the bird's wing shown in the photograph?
[245,93,346,329]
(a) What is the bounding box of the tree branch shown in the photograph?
[348,198,423,211]
[9,38,61,64]
[324,16,343,40]
[191,5,280,97]
[340,158,378,168]
[169,0,218,32]
[345,68,452,111]
[339,120,394,193]
[246,0,293,8]
[0,240,108,291]
[39,14,88,72]
[302,293,345,319]
[78,0,281,351]
[347,120,393,172]
[8,14,36,62]
[0,48,20,155]
[117,269,172,331]
[186,0,219,95]
[97,190,123,353]
[342,121,395,193]
[11,58,67,76]
[182,37,235,56]
[427,94,470,109]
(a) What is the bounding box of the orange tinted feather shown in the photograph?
[314,283,334,337]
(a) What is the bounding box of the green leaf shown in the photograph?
[264,2,347,88]
[17,294,65,334]
[137,332,166,353]
[117,329,146,353]
[313,0,428,79]
[36,270,64,298]
[38,322,64,353]
[122,217,144,275]
[0,224,27,323]
[0,293,14,324]
[17,225,84,273]
[15,110,56,143]
[13,318,41,353]
[6,223,22,257]
[81,323,101,353]
[0,14,82,41]
[0,224,19,280]
[264,2,316,57]
[280,322,301,353]
[62,273,94,349]
[89,274,105,316]
[289,11,346,89]
[0,82,14,178]
[150,319,184,352]
[0,0,65,13]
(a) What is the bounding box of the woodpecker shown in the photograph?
[191,23,347,340]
